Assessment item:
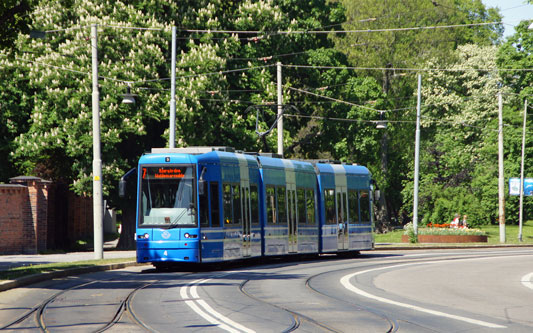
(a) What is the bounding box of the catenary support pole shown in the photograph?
[519,99,527,242]
[498,92,506,243]
[169,26,176,148]
[413,74,421,236]
[277,62,283,156]
[91,24,104,259]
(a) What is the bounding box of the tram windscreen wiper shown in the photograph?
[168,209,188,228]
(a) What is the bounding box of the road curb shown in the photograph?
[0,261,146,292]
[374,243,533,250]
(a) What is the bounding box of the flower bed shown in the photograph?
[403,222,488,243]
[401,234,488,243]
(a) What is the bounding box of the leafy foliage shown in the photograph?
[402,44,526,226]
[0,0,35,50]
[1,0,528,245]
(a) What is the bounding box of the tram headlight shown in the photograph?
[137,233,150,240]
[184,233,190,238]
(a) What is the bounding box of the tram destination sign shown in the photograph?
[509,177,533,196]
[142,166,187,179]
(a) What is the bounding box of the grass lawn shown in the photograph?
[375,220,533,245]
[0,257,136,281]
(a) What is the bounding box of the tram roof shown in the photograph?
[315,162,370,177]
[257,155,316,172]
[197,150,259,167]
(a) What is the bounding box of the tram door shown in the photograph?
[337,187,349,250]
[287,184,298,253]
[241,185,252,257]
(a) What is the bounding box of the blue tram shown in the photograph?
[130,147,374,268]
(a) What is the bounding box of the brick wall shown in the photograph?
[0,185,31,253]
[68,192,93,244]
[0,177,95,254]
[9,177,50,253]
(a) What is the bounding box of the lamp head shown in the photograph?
[121,84,136,104]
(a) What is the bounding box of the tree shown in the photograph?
[332,0,503,229]
[2,0,349,248]
[402,44,523,226]
[0,0,35,50]
[497,20,533,224]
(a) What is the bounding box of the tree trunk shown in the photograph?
[116,181,137,250]
[116,202,136,249]
[374,65,393,232]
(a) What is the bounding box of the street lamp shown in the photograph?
[521,23,533,241]
[92,25,138,259]
[91,24,103,260]
[413,74,422,236]
[376,111,387,129]
[518,100,527,242]
[121,83,136,104]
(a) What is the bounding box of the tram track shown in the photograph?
[124,281,159,333]
[4,249,532,332]
[234,252,491,333]
[232,254,422,333]
[1,279,99,331]
[0,276,159,333]
[301,249,533,333]
[238,279,339,333]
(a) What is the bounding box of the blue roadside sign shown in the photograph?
[509,178,533,196]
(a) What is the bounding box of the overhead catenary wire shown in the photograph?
[282,113,502,132]
[177,21,500,35]
[2,54,90,77]
[23,21,533,87]
[284,64,533,72]
[0,53,277,85]
[289,86,415,113]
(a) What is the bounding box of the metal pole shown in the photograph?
[277,62,283,156]
[169,26,176,148]
[413,74,421,236]
[519,99,527,242]
[498,92,506,243]
[91,24,104,259]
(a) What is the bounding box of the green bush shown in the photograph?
[403,222,418,243]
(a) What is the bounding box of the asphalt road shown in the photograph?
[1,247,532,332]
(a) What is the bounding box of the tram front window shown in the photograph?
[139,165,197,227]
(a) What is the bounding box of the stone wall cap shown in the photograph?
[9,176,52,183]
[0,184,26,188]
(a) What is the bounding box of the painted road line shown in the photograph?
[521,273,533,290]
[340,262,506,329]
[181,278,255,333]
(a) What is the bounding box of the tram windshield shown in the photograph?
[139,165,197,227]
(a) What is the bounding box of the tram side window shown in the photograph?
[250,184,260,225]
[223,183,232,225]
[210,182,220,227]
[348,190,359,224]
[277,186,287,224]
[359,190,371,223]
[306,189,315,225]
[297,188,306,225]
[199,184,209,227]
[232,185,241,226]
[266,186,277,224]
[324,189,336,225]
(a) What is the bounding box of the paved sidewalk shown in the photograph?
[0,250,136,272]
